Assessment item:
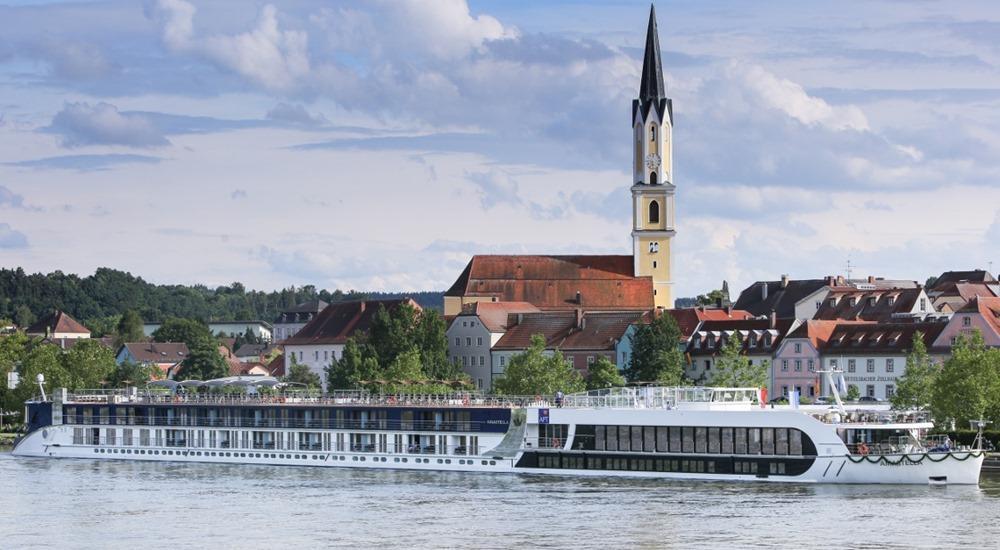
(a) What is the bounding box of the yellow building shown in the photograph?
[631,5,675,308]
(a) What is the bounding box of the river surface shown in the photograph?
[1,452,999,549]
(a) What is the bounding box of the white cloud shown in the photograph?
[48,102,168,147]
[155,1,310,92]
[0,223,28,248]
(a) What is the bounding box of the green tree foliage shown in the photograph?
[106,361,155,387]
[931,331,1000,426]
[115,310,145,346]
[586,357,625,390]
[11,344,70,405]
[0,266,443,325]
[284,363,322,389]
[708,335,768,388]
[846,385,861,401]
[695,289,728,306]
[60,339,116,389]
[628,314,686,383]
[325,339,379,390]
[152,318,214,348]
[176,341,228,381]
[891,333,939,410]
[84,315,119,338]
[414,309,456,380]
[493,334,585,395]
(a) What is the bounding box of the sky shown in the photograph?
[1,0,999,299]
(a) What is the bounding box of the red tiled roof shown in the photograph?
[687,318,794,356]
[493,310,648,351]
[785,320,869,349]
[26,310,90,335]
[446,255,653,310]
[958,296,1000,337]
[459,301,541,332]
[267,353,286,377]
[821,321,948,354]
[281,299,421,345]
[667,307,753,338]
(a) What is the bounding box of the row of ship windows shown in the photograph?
[90,448,499,467]
[567,425,815,456]
[523,452,809,477]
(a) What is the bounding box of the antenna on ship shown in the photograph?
[816,367,846,416]
[36,373,47,402]
[970,419,991,451]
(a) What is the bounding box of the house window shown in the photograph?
[807,359,814,372]
[749,334,757,347]
[866,384,875,397]
[794,360,802,372]
[466,337,472,346]
[866,359,875,373]
[781,360,788,372]
[462,321,467,327]
[886,358,894,372]
[499,356,506,366]
[794,343,801,353]
[479,356,485,366]
[324,350,328,360]
[781,385,789,397]
[478,379,483,390]
[649,200,660,224]
[704,360,711,371]
[886,385,895,398]
[848,359,856,373]
[462,357,468,366]
[314,350,319,361]
[453,356,460,365]
[455,337,460,346]
[920,298,927,312]
[808,386,815,397]
[815,301,822,310]
[587,356,595,364]
[830,359,838,369]
[963,316,972,327]
[298,351,303,361]
[477,337,483,346]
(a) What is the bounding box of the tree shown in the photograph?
[12,344,70,405]
[891,333,939,410]
[414,309,455,380]
[368,303,418,366]
[284,363,322,389]
[709,335,768,388]
[695,289,728,306]
[587,357,625,390]
[931,331,1000,427]
[176,341,227,381]
[106,360,155,387]
[325,338,379,390]
[628,314,686,383]
[846,384,861,401]
[115,310,145,346]
[13,305,34,329]
[152,318,214,348]
[493,334,584,395]
[60,339,116,389]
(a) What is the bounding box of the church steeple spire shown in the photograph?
[639,5,665,102]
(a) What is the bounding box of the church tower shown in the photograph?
[632,5,675,309]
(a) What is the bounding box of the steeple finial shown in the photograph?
[639,4,665,102]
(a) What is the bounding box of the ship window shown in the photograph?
[643,426,656,452]
[649,200,660,224]
[695,427,708,453]
[619,426,631,452]
[721,428,734,454]
[748,429,762,454]
[656,427,668,452]
[669,426,682,453]
[761,428,775,455]
[789,430,803,455]
[708,428,721,453]
[734,428,748,454]
[682,427,694,453]
[631,426,643,451]
[775,429,789,455]
[605,426,618,452]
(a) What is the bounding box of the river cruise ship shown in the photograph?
[12,376,984,484]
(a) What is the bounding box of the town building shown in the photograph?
[447,301,540,392]
[115,342,189,379]
[927,270,999,313]
[273,300,328,341]
[234,343,277,363]
[734,275,920,320]
[818,321,948,400]
[142,321,274,342]
[280,298,420,389]
[684,317,792,389]
[444,7,675,315]
[933,296,1000,347]
[26,310,90,339]
[666,306,754,341]
[491,310,649,383]
[812,287,934,322]
[772,320,855,400]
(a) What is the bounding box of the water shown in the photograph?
[2,452,999,549]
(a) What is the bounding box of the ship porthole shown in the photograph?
[42,429,49,439]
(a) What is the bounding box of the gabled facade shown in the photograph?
[933,296,1000,347]
[26,310,90,339]
[684,318,792,389]
[447,301,540,392]
[116,342,190,379]
[772,320,852,400]
[813,287,934,322]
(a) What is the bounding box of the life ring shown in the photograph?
[858,442,869,456]
[462,396,470,406]
[552,437,562,448]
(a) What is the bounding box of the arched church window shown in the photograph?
[650,125,656,142]
[649,200,660,224]
[650,171,658,185]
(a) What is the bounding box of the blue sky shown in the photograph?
[1,0,999,298]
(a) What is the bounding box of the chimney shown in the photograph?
[575,308,585,330]
[576,290,583,305]
[769,310,777,329]
[825,275,835,286]
[761,283,769,301]
[359,302,366,313]
[781,274,790,288]
[836,275,846,286]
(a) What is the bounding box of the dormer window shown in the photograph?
[829,298,837,307]
[849,297,857,307]
[868,297,877,307]
[887,296,896,306]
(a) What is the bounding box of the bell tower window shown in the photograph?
[649,200,660,224]
[650,125,656,142]
[649,172,657,185]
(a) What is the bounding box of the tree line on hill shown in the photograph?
[0,267,443,335]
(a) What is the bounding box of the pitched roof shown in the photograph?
[26,310,90,336]
[220,345,245,376]
[281,298,421,346]
[785,320,867,349]
[733,279,830,318]
[687,318,794,356]
[813,287,924,321]
[457,301,541,332]
[275,300,329,323]
[493,310,648,351]
[667,307,754,338]
[821,321,948,354]
[234,343,276,358]
[446,255,653,310]
[121,342,189,364]
[267,352,286,377]
[932,270,996,290]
